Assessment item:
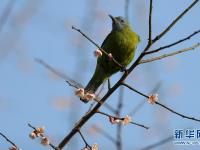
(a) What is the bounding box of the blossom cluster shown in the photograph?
[8,146,22,150]
[75,88,96,102]
[82,143,99,150]
[29,126,50,146]
[109,115,132,125]
[148,94,158,104]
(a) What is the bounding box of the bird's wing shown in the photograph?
[99,32,113,63]
[100,32,112,52]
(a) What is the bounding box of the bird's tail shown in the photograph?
[80,67,106,103]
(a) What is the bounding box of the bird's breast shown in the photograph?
[110,30,138,64]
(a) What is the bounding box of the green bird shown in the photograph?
[81,15,140,103]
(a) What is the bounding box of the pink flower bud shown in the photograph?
[9,146,17,150]
[91,143,99,150]
[84,93,96,101]
[122,115,132,125]
[148,94,158,104]
[109,116,121,124]
[41,137,50,146]
[94,50,102,57]
[108,53,113,61]
[36,126,45,134]
[29,132,37,139]
[75,88,85,98]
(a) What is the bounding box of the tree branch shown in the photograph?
[28,123,58,150]
[140,43,200,64]
[122,83,200,122]
[72,26,126,71]
[152,0,199,43]
[35,58,83,89]
[129,82,162,116]
[155,102,200,122]
[148,0,153,44]
[78,130,91,149]
[121,82,148,98]
[97,111,149,129]
[146,29,200,55]
[0,132,20,150]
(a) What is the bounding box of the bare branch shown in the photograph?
[72,26,126,71]
[28,123,59,150]
[140,43,200,64]
[155,102,200,122]
[78,130,91,149]
[97,111,149,129]
[35,58,83,89]
[148,0,153,44]
[129,82,162,116]
[122,83,200,122]
[0,132,20,150]
[121,82,148,98]
[35,58,116,114]
[152,0,199,43]
[146,29,200,55]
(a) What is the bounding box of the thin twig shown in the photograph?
[72,26,125,71]
[129,122,149,129]
[97,111,149,129]
[140,43,200,64]
[28,123,59,150]
[35,58,116,113]
[122,83,200,122]
[152,0,199,43]
[148,0,153,44]
[129,82,162,116]
[35,58,83,89]
[78,130,91,149]
[156,102,200,122]
[146,29,200,55]
[121,82,148,98]
[0,132,19,149]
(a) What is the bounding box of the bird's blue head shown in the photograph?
[109,15,129,31]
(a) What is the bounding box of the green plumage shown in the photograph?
[82,15,140,103]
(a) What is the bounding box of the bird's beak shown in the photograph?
[109,14,116,23]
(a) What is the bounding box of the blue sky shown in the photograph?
[0,0,200,150]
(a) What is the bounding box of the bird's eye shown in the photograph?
[121,19,124,23]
